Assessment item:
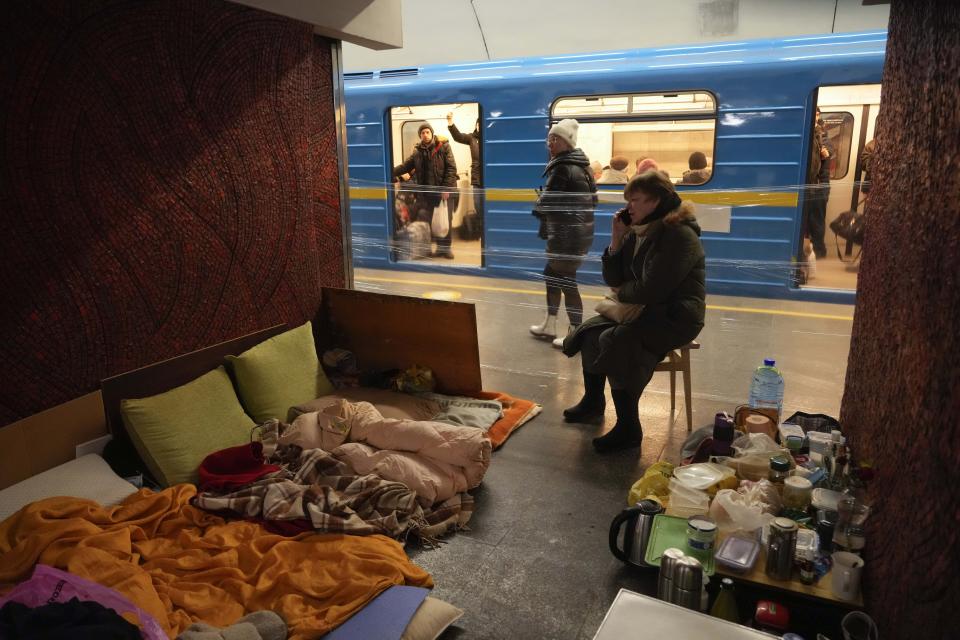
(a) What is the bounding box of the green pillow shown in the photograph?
[121,366,255,487]
[226,321,333,423]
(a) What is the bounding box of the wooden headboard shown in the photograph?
[100,324,288,438]
[316,287,482,395]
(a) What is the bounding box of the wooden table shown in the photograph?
[714,533,863,608]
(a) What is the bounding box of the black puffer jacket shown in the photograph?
[393,137,458,207]
[533,149,598,256]
[448,123,481,186]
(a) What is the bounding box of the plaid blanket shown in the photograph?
[194,431,472,543]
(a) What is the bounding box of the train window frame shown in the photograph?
[550,90,718,188]
[819,111,855,180]
[386,102,484,267]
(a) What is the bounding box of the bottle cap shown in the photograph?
[763,358,775,367]
[770,455,791,472]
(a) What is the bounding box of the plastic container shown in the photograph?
[748,359,785,419]
[686,514,718,561]
[811,488,845,511]
[782,476,813,510]
[714,535,760,573]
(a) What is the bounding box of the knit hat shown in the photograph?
[548,119,578,148]
[418,122,434,136]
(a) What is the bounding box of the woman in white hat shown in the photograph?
[530,118,598,346]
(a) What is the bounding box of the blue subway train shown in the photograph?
[344,31,885,303]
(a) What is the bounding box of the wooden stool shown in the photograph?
[655,341,700,432]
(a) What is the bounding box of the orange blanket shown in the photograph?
[473,390,542,449]
[0,485,432,639]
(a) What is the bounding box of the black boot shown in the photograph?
[563,371,606,422]
[592,388,643,452]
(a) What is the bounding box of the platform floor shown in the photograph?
[354,267,855,639]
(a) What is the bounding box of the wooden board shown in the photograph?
[316,287,482,395]
[0,391,106,490]
[715,532,863,608]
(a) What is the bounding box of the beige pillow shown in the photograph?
[401,597,464,640]
[226,321,334,423]
[121,366,255,486]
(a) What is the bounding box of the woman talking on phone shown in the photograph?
[561,170,705,452]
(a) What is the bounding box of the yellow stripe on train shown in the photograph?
[348,187,798,208]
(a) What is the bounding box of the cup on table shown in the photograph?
[830,551,864,600]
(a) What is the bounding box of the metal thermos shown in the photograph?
[671,556,704,610]
[765,517,799,580]
[657,547,686,602]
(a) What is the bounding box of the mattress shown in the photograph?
[0,454,138,522]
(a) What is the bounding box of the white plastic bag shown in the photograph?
[709,486,777,534]
[431,200,450,237]
[667,477,711,517]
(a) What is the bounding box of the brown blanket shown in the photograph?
[0,485,432,639]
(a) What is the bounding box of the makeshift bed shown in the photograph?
[0,288,539,639]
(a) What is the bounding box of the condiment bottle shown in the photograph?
[710,577,740,622]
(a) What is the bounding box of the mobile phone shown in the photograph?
[616,208,631,224]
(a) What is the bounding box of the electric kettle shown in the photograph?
[609,499,664,567]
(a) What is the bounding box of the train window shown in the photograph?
[552,91,716,186]
[820,111,855,180]
[388,103,483,267]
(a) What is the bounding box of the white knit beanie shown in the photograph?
[548,118,579,148]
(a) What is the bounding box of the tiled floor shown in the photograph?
[355,268,856,639]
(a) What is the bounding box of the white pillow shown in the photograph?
[0,455,137,522]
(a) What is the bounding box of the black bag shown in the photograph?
[458,211,482,241]
[829,209,866,245]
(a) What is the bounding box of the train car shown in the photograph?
[344,31,885,303]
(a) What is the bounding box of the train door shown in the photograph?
[801,84,880,291]
[388,102,482,267]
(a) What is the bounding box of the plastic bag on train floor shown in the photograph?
[0,564,167,640]
[709,480,781,535]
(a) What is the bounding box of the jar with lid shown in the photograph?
[782,476,813,510]
[768,455,791,486]
[686,515,718,563]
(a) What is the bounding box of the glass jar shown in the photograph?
[768,455,791,485]
[782,476,813,510]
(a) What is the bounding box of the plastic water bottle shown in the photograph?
[748,358,784,418]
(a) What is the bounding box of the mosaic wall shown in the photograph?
[0,0,344,425]
[839,0,960,634]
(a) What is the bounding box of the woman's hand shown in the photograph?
[610,208,629,252]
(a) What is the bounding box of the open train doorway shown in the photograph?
[388,102,483,267]
[801,84,880,291]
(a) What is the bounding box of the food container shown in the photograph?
[782,476,813,510]
[714,535,760,573]
[811,488,845,512]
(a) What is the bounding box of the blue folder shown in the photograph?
[322,585,430,640]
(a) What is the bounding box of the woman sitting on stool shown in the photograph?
[561,171,705,452]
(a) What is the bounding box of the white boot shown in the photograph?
[552,325,576,349]
[529,313,558,338]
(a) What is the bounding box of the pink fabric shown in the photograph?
[0,564,166,640]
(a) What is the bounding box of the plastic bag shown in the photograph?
[627,461,674,506]
[431,200,449,237]
[709,481,780,535]
[0,564,166,640]
[666,477,711,517]
[732,432,781,456]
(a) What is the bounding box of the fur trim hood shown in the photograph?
[664,200,701,235]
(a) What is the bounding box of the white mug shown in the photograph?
[831,551,864,600]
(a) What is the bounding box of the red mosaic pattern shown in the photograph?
[839,1,960,634]
[0,0,344,425]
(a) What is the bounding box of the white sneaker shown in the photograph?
[552,335,564,349]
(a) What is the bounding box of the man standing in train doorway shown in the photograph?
[447,112,483,242]
[393,123,458,258]
[804,107,833,258]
